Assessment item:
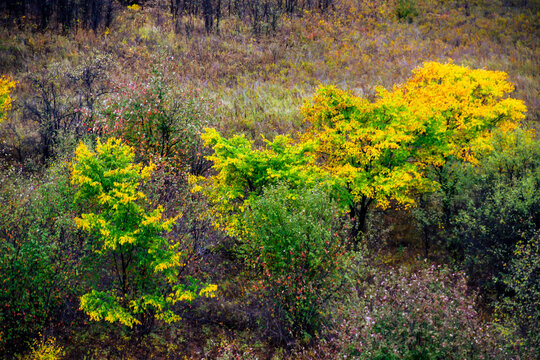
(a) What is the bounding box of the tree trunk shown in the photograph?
[349,196,373,249]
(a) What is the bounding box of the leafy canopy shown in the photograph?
[383,61,527,165]
[301,62,527,235]
[194,62,527,242]
[301,85,432,210]
[190,128,324,236]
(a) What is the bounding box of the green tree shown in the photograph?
[71,138,216,332]
[301,85,434,240]
[190,128,323,236]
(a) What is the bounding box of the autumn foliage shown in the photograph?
[71,138,216,330]
[301,62,527,238]
[1,1,538,357]
[0,76,16,123]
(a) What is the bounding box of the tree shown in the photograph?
[301,85,434,240]
[1,0,114,31]
[25,57,110,160]
[301,62,527,241]
[386,61,526,166]
[169,0,332,35]
[71,138,216,332]
[190,127,323,236]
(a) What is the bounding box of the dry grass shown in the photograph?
[1,0,538,143]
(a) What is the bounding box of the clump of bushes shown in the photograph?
[337,264,512,360]
[242,183,350,341]
[0,161,81,356]
[95,69,214,176]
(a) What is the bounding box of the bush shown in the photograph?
[0,76,16,123]
[336,264,513,360]
[395,0,418,23]
[16,337,64,360]
[242,183,350,340]
[496,233,540,358]
[71,138,217,333]
[449,130,540,298]
[24,54,110,161]
[0,160,82,356]
[412,129,540,299]
[95,69,213,176]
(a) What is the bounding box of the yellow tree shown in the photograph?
[391,62,527,229]
[301,62,527,239]
[302,85,433,239]
[384,61,527,165]
[72,138,216,331]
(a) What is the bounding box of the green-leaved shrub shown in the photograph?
[242,183,350,340]
[71,138,216,333]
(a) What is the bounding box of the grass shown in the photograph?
[1,1,538,141]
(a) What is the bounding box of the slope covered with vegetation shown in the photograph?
[0,0,538,359]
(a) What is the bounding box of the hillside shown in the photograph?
[0,1,539,359]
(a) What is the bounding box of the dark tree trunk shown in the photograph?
[349,196,373,248]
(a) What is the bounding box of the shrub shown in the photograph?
[242,183,350,340]
[16,337,64,360]
[496,233,539,358]
[95,70,213,176]
[0,76,16,123]
[448,130,540,298]
[337,264,513,359]
[395,0,419,23]
[0,160,81,356]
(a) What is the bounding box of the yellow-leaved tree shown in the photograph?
[71,138,216,331]
[383,61,527,165]
[301,62,527,240]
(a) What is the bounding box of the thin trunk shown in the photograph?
[349,196,373,249]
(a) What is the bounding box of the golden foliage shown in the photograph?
[301,62,527,229]
[0,76,17,123]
